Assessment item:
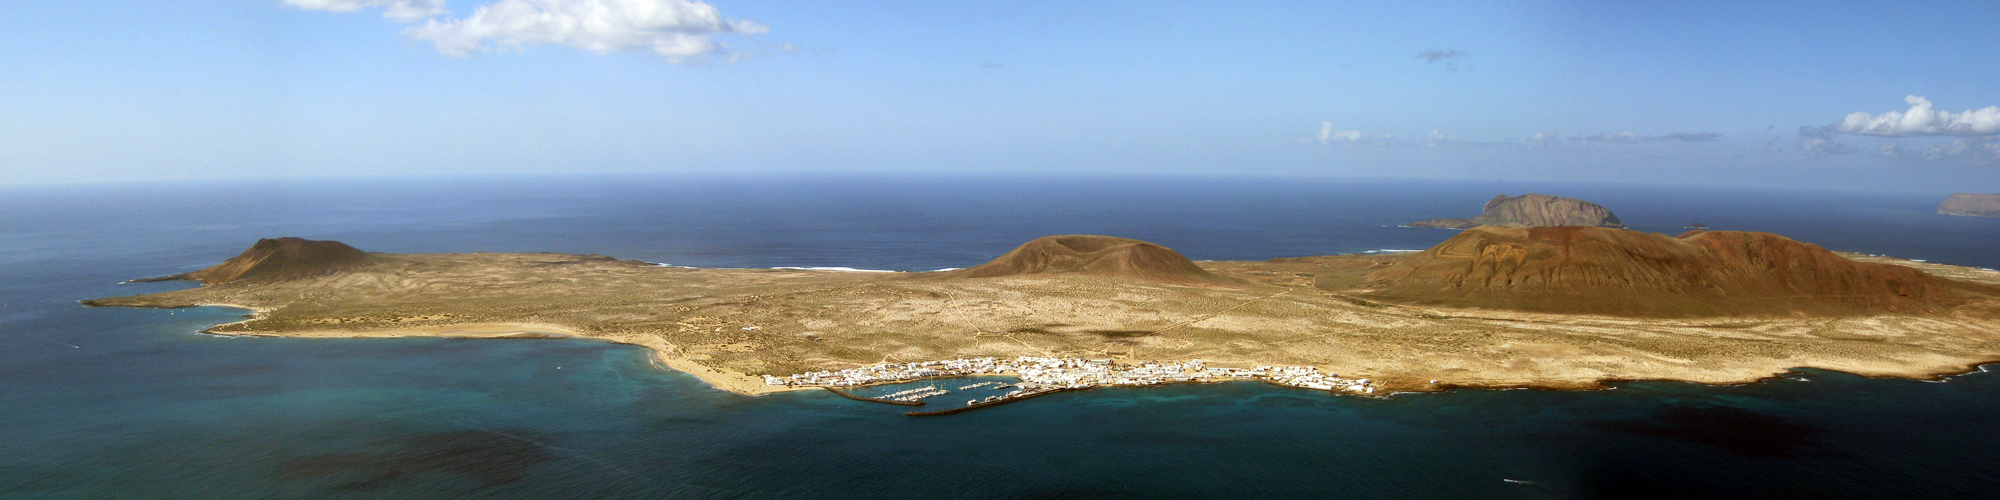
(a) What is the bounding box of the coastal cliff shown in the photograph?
[1407,193,1624,229]
[1938,193,2000,218]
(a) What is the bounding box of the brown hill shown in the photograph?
[1358,226,1988,317]
[178,237,374,285]
[1408,193,1624,229]
[939,235,1240,286]
[1939,193,2000,218]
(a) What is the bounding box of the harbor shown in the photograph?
[769,357,1376,416]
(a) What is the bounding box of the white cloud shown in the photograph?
[283,0,446,22]
[1831,95,2000,137]
[287,0,766,63]
[1314,122,1394,146]
[407,0,766,62]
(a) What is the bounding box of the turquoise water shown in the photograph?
[4,173,1999,498]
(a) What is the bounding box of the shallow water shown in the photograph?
[3,173,1999,499]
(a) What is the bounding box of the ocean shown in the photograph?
[3,173,1998,499]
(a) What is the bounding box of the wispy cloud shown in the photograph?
[1416,48,1467,71]
[1660,132,1723,142]
[284,0,445,22]
[1525,131,1562,150]
[1423,129,1499,149]
[1417,48,1464,63]
[1569,131,1722,143]
[1797,126,1857,157]
[1304,124,1723,151]
[1876,137,2000,163]
[286,0,768,63]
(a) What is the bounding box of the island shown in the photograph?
[1407,193,1625,229]
[1938,193,2000,218]
[85,232,2000,413]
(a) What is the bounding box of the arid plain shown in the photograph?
[86,230,2000,396]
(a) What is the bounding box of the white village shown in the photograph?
[766,357,1376,415]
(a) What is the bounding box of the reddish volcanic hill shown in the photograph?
[1359,226,1989,317]
[940,235,1240,286]
[180,237,374,285]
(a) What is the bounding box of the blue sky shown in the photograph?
[3,0,1998,191]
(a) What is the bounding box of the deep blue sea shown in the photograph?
[4,173,1999,499]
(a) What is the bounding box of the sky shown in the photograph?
[3,0,1998,191]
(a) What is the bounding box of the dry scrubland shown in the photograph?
[87,233,2000,395]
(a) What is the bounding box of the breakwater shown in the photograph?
[905,388,1081,417]
[823,387,925,406]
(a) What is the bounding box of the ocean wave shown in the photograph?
[1362,249,1423,254]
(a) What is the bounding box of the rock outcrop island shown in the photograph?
[87,231,2000,400]
[1939,193,2000,218]
[1408,193,1624,229]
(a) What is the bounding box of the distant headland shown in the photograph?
[1939,193,2000,218]
[1406,193,1624,230]
[85,227,2000,413]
